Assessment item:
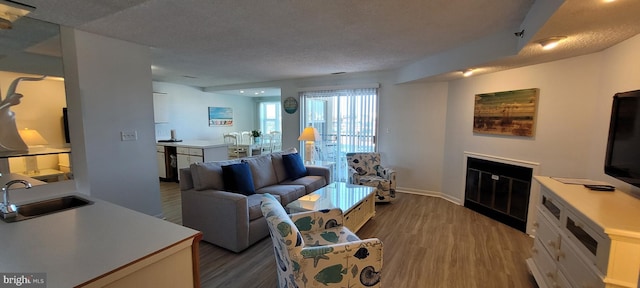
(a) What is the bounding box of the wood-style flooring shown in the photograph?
[159,181,538,288]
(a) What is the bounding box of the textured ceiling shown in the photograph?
[4,0,640,90]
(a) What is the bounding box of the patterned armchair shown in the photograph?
[261,193,383,288]
[346,152,397,202]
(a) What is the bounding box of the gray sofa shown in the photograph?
[179,148,330,252]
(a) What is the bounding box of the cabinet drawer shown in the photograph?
[176,147,189,154]
[532,238,558,288]
[540,187,563,226]
[535,210,561,258]
[563,209,610,274]
[156,146,165,153]
[189,148,203,156]
[558,234,604,288]
[191,155,203,164]
[556,271,573,288]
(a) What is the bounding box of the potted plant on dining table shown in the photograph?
[251,130,262,143]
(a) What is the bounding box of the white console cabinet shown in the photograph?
[527,176,640,288]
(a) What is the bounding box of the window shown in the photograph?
[300,87,378,181]
[259,101,281,134]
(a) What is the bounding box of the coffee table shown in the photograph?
[286,182,375,232]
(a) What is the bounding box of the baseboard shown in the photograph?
[396,187,462,205]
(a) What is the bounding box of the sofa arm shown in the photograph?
[306,165,331,184]
[377,166,396,189]
[348,167,360,184]
[290,208,344,233]
[181,189,251,252]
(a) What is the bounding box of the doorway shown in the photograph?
[300,87,378,181]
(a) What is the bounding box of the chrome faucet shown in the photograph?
[0,180,32,219]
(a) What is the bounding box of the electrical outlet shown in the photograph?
[121,130,138,141]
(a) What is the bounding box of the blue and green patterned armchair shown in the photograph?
[261,193,383,287]
[346,152,397,202]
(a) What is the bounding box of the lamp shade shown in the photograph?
[18,128,48,146]
[298,126,320,141]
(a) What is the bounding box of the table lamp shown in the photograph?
[298,125,320,163]
[18,128,48,175]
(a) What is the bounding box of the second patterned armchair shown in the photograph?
[346,152,396,202]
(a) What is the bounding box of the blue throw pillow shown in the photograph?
[222,162,256,195]
[282,153,308,180]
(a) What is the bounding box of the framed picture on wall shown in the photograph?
[473,88,539,137]
[208,107,233,126]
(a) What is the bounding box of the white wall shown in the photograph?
[274,34,640,201]
[61,27,163,216]
[152,81,256,141]
[380,81,448,194]
[441,34,640,201]
[276,71,449,195]
[589,34,640,195]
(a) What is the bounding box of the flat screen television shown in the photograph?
[604,90,640,188]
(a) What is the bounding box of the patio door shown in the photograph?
[299,87,378,181]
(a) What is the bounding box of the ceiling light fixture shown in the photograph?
[0,0,35,30]
[538,36,567,50]
[462,69,474,77]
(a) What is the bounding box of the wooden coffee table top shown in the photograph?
[286,182,374,213]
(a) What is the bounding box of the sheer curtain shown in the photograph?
[259,101,281,134]
[299,87,378,181]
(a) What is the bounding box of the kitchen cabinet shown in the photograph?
[153,92,169,123]
[177,147,203,180]
[526,176,640,288]
[156,145,166,179]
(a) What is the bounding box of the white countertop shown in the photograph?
[0,192,200,287]
[156,139,228,149]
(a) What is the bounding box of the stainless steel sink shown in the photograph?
[2,196,93,223]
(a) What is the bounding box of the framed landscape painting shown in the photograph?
[208,107,233,126]
[473,88,539,137]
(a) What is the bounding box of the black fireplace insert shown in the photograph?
[464,157,532,232]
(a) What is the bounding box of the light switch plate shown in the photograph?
[121,130,138,141]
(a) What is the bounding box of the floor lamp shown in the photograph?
[298,126,320,164]
[17,128,48,175]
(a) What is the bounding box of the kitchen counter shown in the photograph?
[156,140,229,181]
[156,140,228,149]
[0,192,202,287]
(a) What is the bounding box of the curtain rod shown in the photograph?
[297,83,380,93]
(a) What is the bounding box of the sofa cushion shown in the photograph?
[222,162,256,195]
[282,153,308,180]
[256,184,306,206]
[280,175,327,194]
[242,154,278,190]
[271,147,298,183]
[247,194,265,221]
[191,159,241,191]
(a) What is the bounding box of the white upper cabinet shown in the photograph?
[153,92,169,123]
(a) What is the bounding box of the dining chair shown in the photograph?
[241,131,252,144]
[223,134,246,158]
[269,131,282,152]
[260,133,272,154]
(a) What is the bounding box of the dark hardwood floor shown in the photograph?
[159,181,537,288]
